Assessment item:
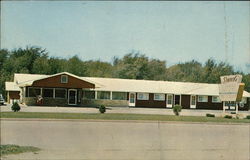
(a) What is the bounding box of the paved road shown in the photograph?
[1,120,249,160]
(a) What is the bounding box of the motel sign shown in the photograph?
[219,75,245,113]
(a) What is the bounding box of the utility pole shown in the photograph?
[223,2,228,63]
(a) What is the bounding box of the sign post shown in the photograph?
[219,75,244,114]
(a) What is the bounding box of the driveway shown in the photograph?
[1,119,249,160]
[1,104,250,117]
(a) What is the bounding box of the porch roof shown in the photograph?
[5,82,20,91]
[84,77,250,97]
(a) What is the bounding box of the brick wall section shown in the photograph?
[82,99,128,107]
[32,74,95,89]
[196,96,223,110]
[9,91,20,99]
[24,97,68,106]
[135,93,166,108]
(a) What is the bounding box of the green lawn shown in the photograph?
[1,112,250,123]
[0,144,40,156]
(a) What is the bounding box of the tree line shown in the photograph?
[0,46,249,96]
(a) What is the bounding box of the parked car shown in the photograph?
[0,94,5,105]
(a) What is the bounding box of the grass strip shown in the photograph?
[0,144,40,156]
[1,112,250,123]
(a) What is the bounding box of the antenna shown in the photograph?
[223,2,228,63]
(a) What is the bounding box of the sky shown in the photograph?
[1,1,250,73]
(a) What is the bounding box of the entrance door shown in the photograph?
[68,89,77,105]
[129,93,136,107]
[174,95,181,105]
[190,95,196,109]
[166,94,173,108]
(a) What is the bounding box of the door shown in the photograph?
[174,95,181,105]
[129,93,136,107]
[166,94,173,108]
[68,89,77,105]
[190,95,196,109]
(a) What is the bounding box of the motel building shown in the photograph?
[4,72,250,111]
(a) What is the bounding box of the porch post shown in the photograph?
[236,102,239,114]
[40,88,43,96]
[7,91,10,104]
[95,91,97,99]
[223,101,225,113]
[110,91,112,100]
[53,88,55,98]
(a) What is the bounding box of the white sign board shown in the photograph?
[219,75,242,102]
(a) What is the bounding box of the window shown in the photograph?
[97,91,110,100]
[212,96,220,103]
[61,75,68,83]
[55,89,66,98]
[137,93,149,100]
[241,97,247,104]
[112,92,127,100]
[28,88,41,97]
[83,90,95,99]
[154,93,165,101]
[43,88,53,98]
[198,96,208,102]
[167,94,173,105]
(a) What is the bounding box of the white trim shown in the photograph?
[68,89,77,105]
[61,75,68,83]
[190,95,196,109]
[166,94,173,108]
[129,92,136,107]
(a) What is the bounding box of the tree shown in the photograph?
[0,49,9,69]
[85,60,113,77]
[147,59,166,80]
[113,52,150,79]
[65,55,87,76]
[32,57,51,74]
[48,58,66,74]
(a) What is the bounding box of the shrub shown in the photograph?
[173,105,182,116]
[224,115,232,119]
[206,113,215,117]
[99,105,106,113]
[246,115,250,119]
[11,102,21,112]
